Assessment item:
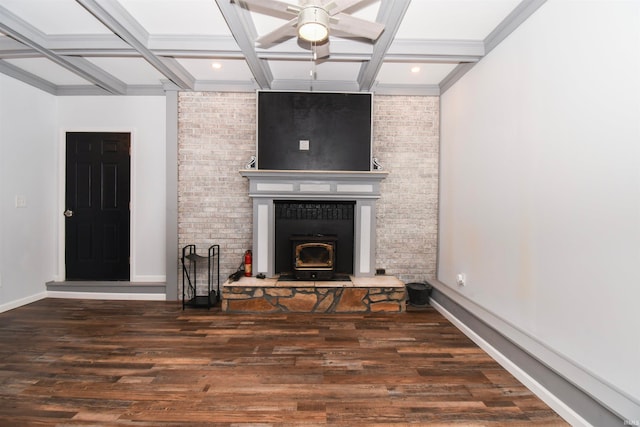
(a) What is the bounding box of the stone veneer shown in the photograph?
[178,93,438,287]
[222,276,406,313]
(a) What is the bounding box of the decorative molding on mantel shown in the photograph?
[240,169,389,200]
[239,169,389,179]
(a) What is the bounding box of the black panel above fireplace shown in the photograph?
[274,201,354,276]
[257,91,372,171]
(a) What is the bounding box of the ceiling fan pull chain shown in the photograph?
[309,42,318,92]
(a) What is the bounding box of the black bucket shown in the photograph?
[406,282,432,306]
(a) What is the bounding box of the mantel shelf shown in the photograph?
[240,169,389,181]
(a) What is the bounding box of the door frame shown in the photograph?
[56,128,137,282]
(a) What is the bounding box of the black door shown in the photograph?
[65,132,130,280]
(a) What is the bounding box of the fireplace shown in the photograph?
[291,235,337,280]
[240,170,388,278]
[275,201,353,277]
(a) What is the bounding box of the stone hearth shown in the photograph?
[222,275,406,313]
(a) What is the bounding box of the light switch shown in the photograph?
[299,140,310,151]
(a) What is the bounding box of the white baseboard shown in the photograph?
[0,292,47,314]
[46,291,166,301]
[429,280,639,425]
[430,299,591,427]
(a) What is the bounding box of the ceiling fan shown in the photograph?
[235,0,385,59]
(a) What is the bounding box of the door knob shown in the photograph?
[64,209,74,217]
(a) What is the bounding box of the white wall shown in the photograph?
[57,96,167,282]
[0,82,168,310]
[0,76,58,310]
[439,0,640,420]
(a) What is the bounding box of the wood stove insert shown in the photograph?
[290,235,337,280]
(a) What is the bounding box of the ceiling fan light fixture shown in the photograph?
[297,6,329,43]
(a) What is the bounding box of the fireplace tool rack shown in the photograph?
[181,244,220,309]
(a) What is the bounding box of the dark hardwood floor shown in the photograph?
[0,298,568,426]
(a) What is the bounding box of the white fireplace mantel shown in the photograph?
[240,169,388,278]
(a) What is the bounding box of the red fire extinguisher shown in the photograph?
[244,250,252,277]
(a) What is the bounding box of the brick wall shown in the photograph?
[178,92,255,289]
[178,92,438,287]
[373,96,439,282]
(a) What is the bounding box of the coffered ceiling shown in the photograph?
[0,0,545,96]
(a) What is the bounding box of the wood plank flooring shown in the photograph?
[0,298,568,426]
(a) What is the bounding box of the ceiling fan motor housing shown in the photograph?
[298,5,330,42]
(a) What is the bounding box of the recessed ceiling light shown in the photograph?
[211,62,222,70]
[411,66,421,73]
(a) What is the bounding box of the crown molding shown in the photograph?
[0,59,57,95]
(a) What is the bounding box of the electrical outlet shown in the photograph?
[15,195,27,208]
[456,273,466,286]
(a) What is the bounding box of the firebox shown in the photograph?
[290,235,337,280]
[274,200,354,276]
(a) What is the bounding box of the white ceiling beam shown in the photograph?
[439,0,548,94]
[43,34,484,63]
[149,35,242,53]
[75,0,195,90]
[387,40,485,58]
[485,0,548,54]
[438,62,476,95]
[357,0,411,91]
[2,31,485,65]
[156,57,197,90]
[0,34,36,55]
[0,59,58,95]
[0,4,126,94]
[215,0,273,89]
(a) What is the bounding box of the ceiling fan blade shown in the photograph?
[255,18,298,47]
[330,12,384,40]
[235,0,299,20]
[324,0,369,16]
